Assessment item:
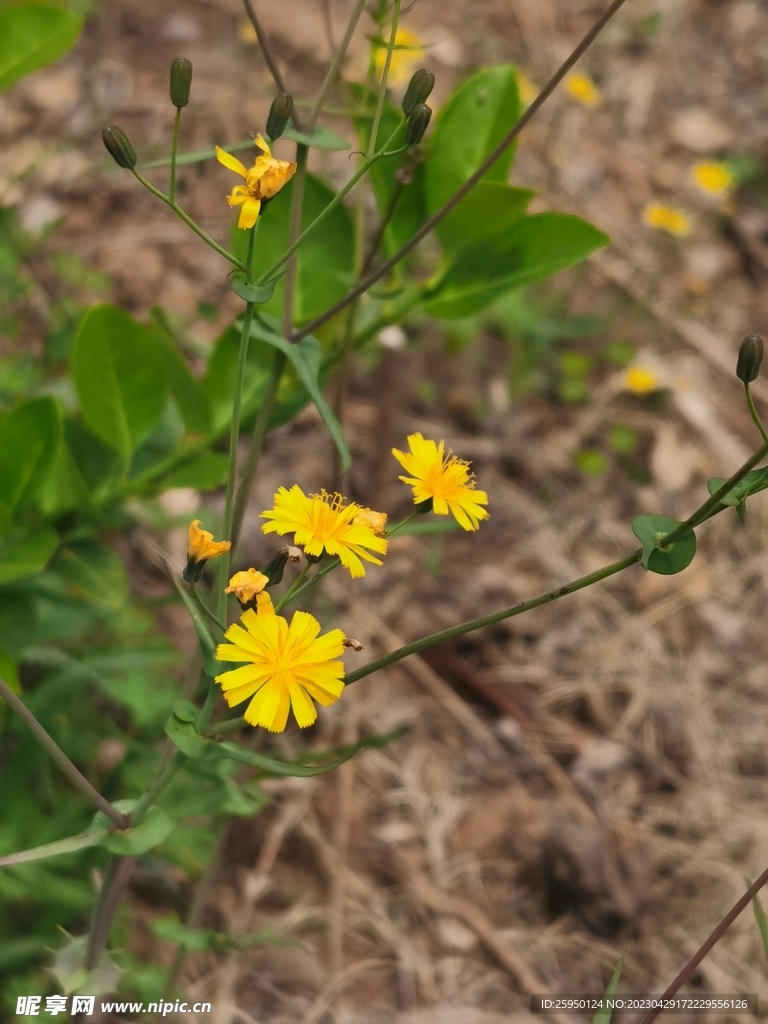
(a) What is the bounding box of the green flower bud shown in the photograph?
[266,92,294,142]
[737,334,764,384]
[405,103,432,146]
[415,497,433,514]
[102,125,137,169]
[402,68,435,116]
[170,57,193,108]
[259,550,289,587]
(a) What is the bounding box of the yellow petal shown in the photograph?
[253,133,272,158]
[237,197,261,229]
[215,146,249,178]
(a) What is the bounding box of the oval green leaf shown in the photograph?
[0,396,61,516]
[0,5,83,93]
[632,514,697,575]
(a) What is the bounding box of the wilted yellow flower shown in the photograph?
[353,508,388,536]
[215,597,346,732]
[517,70,538,107]
[374,27,425,84]
[215,134,297,229]
[691,162,733,196]
[184,520,231,582]
[261,486,388,578]
[643,202,691,237]
[392,433,489,532]
[626,366,658,395]
[225,568,269,607]
[565,73,602,107]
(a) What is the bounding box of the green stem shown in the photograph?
[0,677,128,828]
[132,170,246,272]
[274,562,312,612]
[745,383,768,444]
[204,714,247,737]
[345,553,642,685]
[84,855,136,970]
[281,144,309,337]
[131,751,188,825]
[169,107,181,203]
[367,0,400,163]
[190,584,226,633]
[285,556,341,605]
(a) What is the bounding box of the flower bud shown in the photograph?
[405,103,432,146]
[170,57,193,108]
[402,68,435,116]
[259,550,289,587]
[266,92,293,142]
[102,125,137,170]
[415,497,433,514]
[737,334,764,384]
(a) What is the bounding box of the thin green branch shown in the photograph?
[367,0,400,163]
[84,855,136,970]
[131,750,188,825]
[290,0,631,343]
[745,383,768,444]
[132,170,247,272]
[242,0,289,96]
[169,107,182,203]
[0,677,128,828]
[274,562,312,612]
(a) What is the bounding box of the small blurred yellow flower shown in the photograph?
[215,135,297,229]
[374,27,425,84]
[392,433,489,532]
[225,568,269,607]
[215,600,346,732]
[626,367,658,395]
[691,162,733,196]
[517,70,538,107]
[565,73,602,108]
[643,202,691,237]
[261,486,388,578]
[184,520,231,582]
[353,508,388,536]
[237,18,257,44]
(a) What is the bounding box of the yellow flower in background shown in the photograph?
[353,508,388,536]
[626,366,658,395]
[517,70,538,107]
[392,433,489,532]
[215,134,297,229]
[643,202,691,237]
[215,598,346,732]
[692,162,733,196]
[225,568,269,607]
[184,520,230,581]
[237,18,257,44]
[374,27,425,84]
[261,486,388,578]
[565,73,602,108]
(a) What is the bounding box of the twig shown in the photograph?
[242,0,288,96]
[84,855,137,970]
[290,0,631,343]
[0,677,128,828]
[638,864,768,1024]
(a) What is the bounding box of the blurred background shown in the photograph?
[4,0,768,1020]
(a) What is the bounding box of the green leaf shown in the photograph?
[230,277,278,305]
[631,514,697,575]
[424,65,521,215]
[162,451,228,491]
[50,539,129,609]
[98,805,175,856]
[0,5,83,92]
[435,181,534,258]
[0,396,61,516]
[592,957,624,1024]
[234,174,354,324]
[166,710,403,777]
[72,304,167,455]
[349,83,428,257]
[0,526,58,585]
[171,581,219,677]
[249,322,352,471]
[424,213,610,319]
[751,889,768,958]
[149,307,212,435]
[51,936,120,998]
[707,468,768,508]
[281,122,350,150]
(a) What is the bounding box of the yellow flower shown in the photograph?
[626,366,658,395]
[374,27,425,85]
[225,568,270,607]
[392,433,489,532]
[215,597,346,732]
[237,18,257,44]
[643,202,691,237]
[215,135,297,229]
[260,486,388,578]
[691,162,733,196]
[353,508,388,536]
[517,70,538,107]
[565,73,602,107]
[184,520,231,582]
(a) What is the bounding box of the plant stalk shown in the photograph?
[169,107,181,203]
[84,855,137,971]
[745,382,768,444]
